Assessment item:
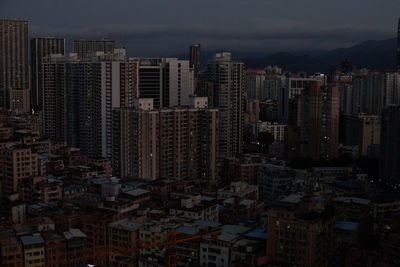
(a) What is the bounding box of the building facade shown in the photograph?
[203,52,245,160]
[288,82,339,160]
[138,58,192,108]
[2,144,38,195]
[0,19,29,110]
[41,51,139,159]
[73,38,117,59]
[30,37,65,109]
[267,201,336,267]
[113,103,218,183]
[380,105,400,185]
[344,114,380,157]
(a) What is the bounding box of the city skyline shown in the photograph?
[1,0,399,56]
[0,3,400,267]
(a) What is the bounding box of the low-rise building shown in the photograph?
[266,198,336,267]
[42,231,67,267]
[20,234,45,267]
[108,218,142,267]
[0,230,24,266]
[169,194,219,222]
[64,228,87,266]
[258,164,296,205]
[200,225,250,267]
[218,182,259,202]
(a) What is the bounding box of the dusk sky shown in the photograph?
[1,0,399,56]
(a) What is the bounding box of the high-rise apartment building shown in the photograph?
[189,44,201,75]
[41,50,137,159]
[0,19,29,110]
[246,69,284,101]
[202,52,245,159]
[30,37,65,109]
[73,38,117,59]
[397,18,400,71]
[112,103,159,180]
[41,54,67,142]
[305,83,339,160]
[351,71,400,116]
[380,105,400,185]
[287,82,339,160]
[189,44,201,91]
[113,99,218,183]
[278,76,326,122]
[344,114,380,157]
[138,58,191,108]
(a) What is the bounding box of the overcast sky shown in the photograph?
[1,0,399,56]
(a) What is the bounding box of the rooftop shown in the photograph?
[336,221,359,232]
[20,234,44,245]
[124,188,150,197]
[109,218,142,231]
[245,228,267,240]
[334,197,370,205]
[64,228,86,240]
[217,225,250,242]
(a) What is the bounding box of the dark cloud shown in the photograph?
[2,0,399,56]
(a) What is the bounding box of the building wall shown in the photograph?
[267,206,336,267]
[30,37,65,109]
[73,39,117,59]
[3,145,38,195]
[0,20,29,109]
[380,105,400,185]
[113,107,218,182]
[204,52,245,160]
[23,243,45,267]
[200,240,230,267]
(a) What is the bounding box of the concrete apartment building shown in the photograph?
[380,105,400,186]
[42,231,68,267]
[108,218,142,267]
[30,37,65,109]
[288,82,339,160]
[169,194,219,221]
[64,228,87,266]
[200,224,250,267]
[138,218,181,260]
[0,19,30,111]
[258,164,297,205]
[2,144,38,195]
[266,199,336,267]
[42,52,193,160]
[41,50,138,159]
[252,121,287,141]
[189,44,201,92]
[113,99,218,183]
[202,52,245,160]
[278,76,327,122]
[138,58,192,108]
[344,114,380,157]
[0,231,24,266]
[20,234,45,267]
[73,38,117,59]
[222,155,262,185]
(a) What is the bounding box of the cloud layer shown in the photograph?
[2,0,399,56]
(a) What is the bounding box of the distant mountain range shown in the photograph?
[173,38,397,74]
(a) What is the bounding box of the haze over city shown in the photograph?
[1,0,399,55]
